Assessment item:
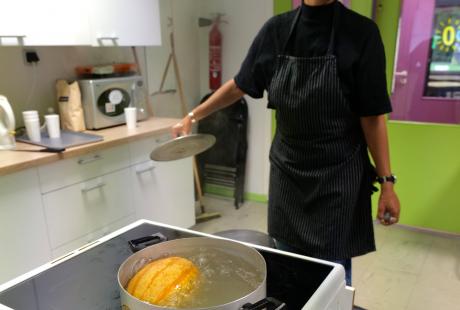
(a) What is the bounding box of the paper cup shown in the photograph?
[124,107,137,130]
[24,118,41,142]
[45,114,61,139]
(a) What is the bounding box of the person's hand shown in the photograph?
[171,116,192,138]
[377,184,400,226]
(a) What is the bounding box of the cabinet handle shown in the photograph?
[81,181,106,193]
[0,35,26,38]
[78,154,102,165]
[136,165,156,175]
[97,36,119,40]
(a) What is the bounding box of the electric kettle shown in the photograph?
[0,95,16,150]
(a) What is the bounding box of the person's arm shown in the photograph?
[360,115,400,226]
[172,79,245,137]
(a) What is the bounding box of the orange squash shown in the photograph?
[126,256,200,307]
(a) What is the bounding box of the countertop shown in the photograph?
[0,117,179,177]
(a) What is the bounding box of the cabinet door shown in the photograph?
[0,0,91,46]
[42,168,135,250]
[24,0,91,46]
[0,169,51,284]
[131,158,195,228]
[0,1,33,45]
[88,0,161,46]
[38,144,130,194]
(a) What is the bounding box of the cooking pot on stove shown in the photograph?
[118,235,285,310]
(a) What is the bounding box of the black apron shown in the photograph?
[267,3,375,260]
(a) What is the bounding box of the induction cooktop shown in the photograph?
[0,220,349,310]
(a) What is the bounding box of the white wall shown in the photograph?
[0,0,273,198]
[0,46,146,128]
[198,0,273,197]
[145,0,273,197]
[146,0,202,118]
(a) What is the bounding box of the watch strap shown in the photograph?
[376,174,397,184]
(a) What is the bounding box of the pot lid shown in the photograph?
[150,134,216,161]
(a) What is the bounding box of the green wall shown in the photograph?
[353,0,460,234]
[274,0,292,14]
[351,0,373,17]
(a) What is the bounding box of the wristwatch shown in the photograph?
[376,174,397,184]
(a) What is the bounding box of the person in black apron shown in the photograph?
[173,0,400,288]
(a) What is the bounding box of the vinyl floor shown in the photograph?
[191,196,460,310]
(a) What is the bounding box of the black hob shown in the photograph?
[0,222,334,310]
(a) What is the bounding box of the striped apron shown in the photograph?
[267,3,376,260]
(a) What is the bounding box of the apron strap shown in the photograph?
[282,7,302,55]
[282,1,341,57]
[326,1,340,56]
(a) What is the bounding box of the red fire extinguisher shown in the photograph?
[209,15,223,91]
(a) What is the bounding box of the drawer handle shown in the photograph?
[97,36,119,40]
[78,154,102,165]
[136,165,156,175]
[81,181,106,193]
[0,35,27,38]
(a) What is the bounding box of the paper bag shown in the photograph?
[56,80,86,132]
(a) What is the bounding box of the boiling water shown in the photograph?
[131,247,265,308]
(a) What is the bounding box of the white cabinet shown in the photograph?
[38,144,130,194]
[24,0,91,46]
[131,158,195,228]
[0,133,194,283]
[0,0,161,46]
[0,170,51,284]
[88,0,161,46]
[0,1,32,45]
[129,134,195,228]
[0,0,90,46]
[42,168,135,250]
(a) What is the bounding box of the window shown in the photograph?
[424,1,460,98]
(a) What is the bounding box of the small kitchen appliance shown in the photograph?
[0,95,16,150]
[78,76,148,130]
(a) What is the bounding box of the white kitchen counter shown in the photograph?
[0,117,178,176]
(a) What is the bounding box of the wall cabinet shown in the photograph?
[0,0,161,46]
[88,0,162,46]
[0,134,194,284]
[0,1,32,45]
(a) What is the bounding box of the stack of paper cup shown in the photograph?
[45,114,61,139]
[22,110,41,142]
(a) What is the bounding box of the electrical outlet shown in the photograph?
[23,49,40,65]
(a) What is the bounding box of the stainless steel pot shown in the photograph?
[118,237,267,310]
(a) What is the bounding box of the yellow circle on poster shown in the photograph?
[442,25,456,46]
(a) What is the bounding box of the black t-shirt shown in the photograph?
[234,1,392,116]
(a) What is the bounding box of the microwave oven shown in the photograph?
[79,76,149,130]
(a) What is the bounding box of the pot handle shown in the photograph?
[128,233,168,252]
[240,297,287,310]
